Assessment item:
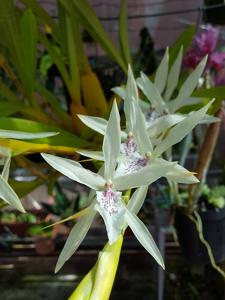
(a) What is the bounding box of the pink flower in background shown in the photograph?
[210,52,225,70]
[183,48,202,69]
[195,25,219,54]
[183,25,225,86]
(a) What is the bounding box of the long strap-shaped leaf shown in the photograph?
[119,0,131,66]
[66,0,127,72]
[19,9,37,97]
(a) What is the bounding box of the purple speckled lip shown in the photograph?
[121,139,138,155]
[97,189,119,215]
[124,157,148,174]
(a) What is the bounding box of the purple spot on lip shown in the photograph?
[121,139,137,155]
[97,189,119,215]
[125,157,148,173]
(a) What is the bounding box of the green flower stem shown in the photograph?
[68,235,123,300]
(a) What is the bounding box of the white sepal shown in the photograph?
[0,175,25,213]
[103,100,121,179]
[41,153,105,190]
[77,115,107,135]
[124,206,165,269]
[55,209,96,273]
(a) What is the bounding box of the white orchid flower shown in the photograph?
[77,97,212,184]
[42,101,173,272]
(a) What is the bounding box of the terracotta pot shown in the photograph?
[35,237,55,255]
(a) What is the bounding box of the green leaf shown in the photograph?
[124,207,164,269]
[55,210,96,273]
[19,9,37,96]
[0,101,22,117]
[64,0,127,72]
[41,153,105,190]
[36,84,73,129]
[20,0,61,44]
[0,0,21,66]
[193,86,225,114]
[169,56,207,112]
[65,15,81,103]
[164,46,183,101]
[0,117,88,148]
[38,31,72,92]
[103,101,120,179]
[154,47,169,94]
[0,175,25,212]
[154,101,213,157]
[169,24,196,67]
[119,0,131,65]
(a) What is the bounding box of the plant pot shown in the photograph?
[174,207,225,263]
[35,237,55,255]
[203,0,225,25]
[0,222,33,237]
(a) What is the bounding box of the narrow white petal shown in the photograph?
[137,72,166,114]
[55,209,96,273]
[1,156,11,181]
[113,160,176,190]
[0,175,25,212]
[132,102,153,153]
[103,100,121,179]
[111,86,126,100]
[125,207,165,269]
[154,101,213,157]
[41,153,105,190]
[148,114,184,138]
[0,129,58,139]
[164,46,183,101]
[77,115,107,135]
[157,159,199,184]
[154,47,169,94]
[77,149,104,161]
[169,56,207,112]
[127,186,148,215]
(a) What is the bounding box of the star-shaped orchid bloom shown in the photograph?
[113,50,218,136]
[42,101,172,272]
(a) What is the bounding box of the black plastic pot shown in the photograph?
[175,207,225,263]
[203,0,225,25]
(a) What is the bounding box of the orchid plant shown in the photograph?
[40,55,214,298]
